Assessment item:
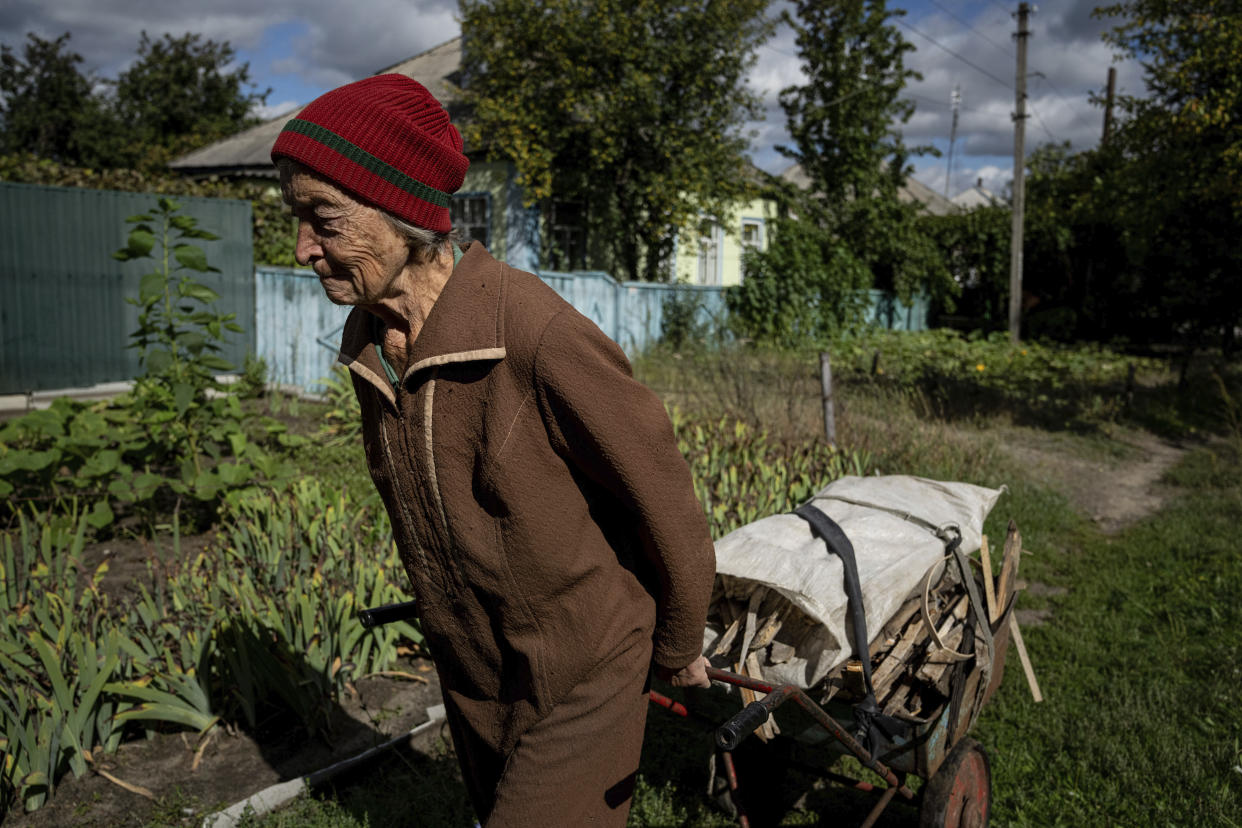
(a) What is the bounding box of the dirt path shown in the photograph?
[996,426,1187,534]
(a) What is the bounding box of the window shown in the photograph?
[741,219,764,250]
[697,219,720,285]
[451,194,490,248]
[547,200,587,270]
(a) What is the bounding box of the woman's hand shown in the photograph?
[655,655,712,689]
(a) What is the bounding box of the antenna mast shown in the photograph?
[944,84,961,198]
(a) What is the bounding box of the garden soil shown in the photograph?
[4,533,449,828]
[5,655,447,828]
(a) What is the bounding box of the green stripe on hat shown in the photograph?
[282,118,451,208]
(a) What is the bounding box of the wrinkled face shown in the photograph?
[280,168,410,307]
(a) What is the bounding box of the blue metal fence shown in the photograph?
[1,184,927,397]
[254,266,926,394]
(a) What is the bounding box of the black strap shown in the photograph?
[794,503,909,759]
[794,503,875,697]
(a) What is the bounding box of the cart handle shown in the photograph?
[717,700,772,751]
[703,666,915,802]
[358,599,420,629]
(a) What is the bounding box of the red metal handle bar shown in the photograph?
[704,666,915,802]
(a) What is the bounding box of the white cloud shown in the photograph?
[252,99,300,121]
[1,0,1151,183]
[0,0,458,84]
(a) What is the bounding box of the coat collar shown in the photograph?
[337,242,508,406]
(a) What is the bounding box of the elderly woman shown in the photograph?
[271,74,715,826]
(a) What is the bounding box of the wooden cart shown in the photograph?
[650,520,1031,828]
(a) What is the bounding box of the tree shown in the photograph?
[110,32,270,170]
[735,0,949,343]
[1,30,269,171]
[1093,0,1242,359]
[459,0,772,282]
[920,205,1011,331]
[0,32,97,162]
[729,216,873,347]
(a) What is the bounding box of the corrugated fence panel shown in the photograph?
[616,282,729,353]
[0,182,254,393]
[253,268,929,394]
[866,289,930,332]
[254,266,353,392]
[530,274,927,356]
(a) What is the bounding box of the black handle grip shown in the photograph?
[716,700,770,751]
[358,600,420,629]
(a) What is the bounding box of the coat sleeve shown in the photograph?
[533,307,715,670]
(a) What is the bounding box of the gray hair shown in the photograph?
[276,157,460,264]
[380,212,463,265]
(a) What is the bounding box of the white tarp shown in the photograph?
[706,475,1005,688]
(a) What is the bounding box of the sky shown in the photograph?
[0,0,1144,198]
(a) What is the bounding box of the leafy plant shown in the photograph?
[659,288,713,351]
[0,512,123,812]
[0,480,421,814]
[116,196,238,401]
[671,409,873,537]
[0,199,302,533]
[316,366,362,447]
[459,0,772,282]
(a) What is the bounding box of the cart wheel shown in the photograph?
[919,738,991,828]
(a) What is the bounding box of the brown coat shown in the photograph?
[339,242,715,819]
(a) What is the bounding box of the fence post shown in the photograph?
[820,352,836,447]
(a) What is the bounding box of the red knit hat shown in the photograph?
[271,74,468,233]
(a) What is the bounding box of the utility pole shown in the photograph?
[1102,66,1117,144]
[944,84,961,198]
[1009,2,1030,344]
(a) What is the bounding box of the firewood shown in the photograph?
[980,534,998,623]
[747,651,780,738]
[751,603,790,651]
[869,610,930,695]
[872,595,922,659]
[995,521,1023,620]
[882,681,914,717]
[712,615,742,658]
[736,587,766,663]
[917,597,972,689]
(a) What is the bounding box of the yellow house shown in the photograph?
[673,196,778,286]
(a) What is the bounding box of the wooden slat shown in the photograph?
[712,615,742,658]
[994,521,1023,620]
[1009,616,1044,702]
[747,651,779,738]
[980,534,998,623]
[751,604,789,651]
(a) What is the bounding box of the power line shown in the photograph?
[926,0,1013,59]
[903,91,992,115]
[1030,72,1075,111]
[1026,102,1061,144]
[988,0,1014,15]
[893,16,1014,92]
[759,40,800,60]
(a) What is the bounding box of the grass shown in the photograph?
[977,441,1242,827]
[162,343,1241,826]
[229,738,473,828]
